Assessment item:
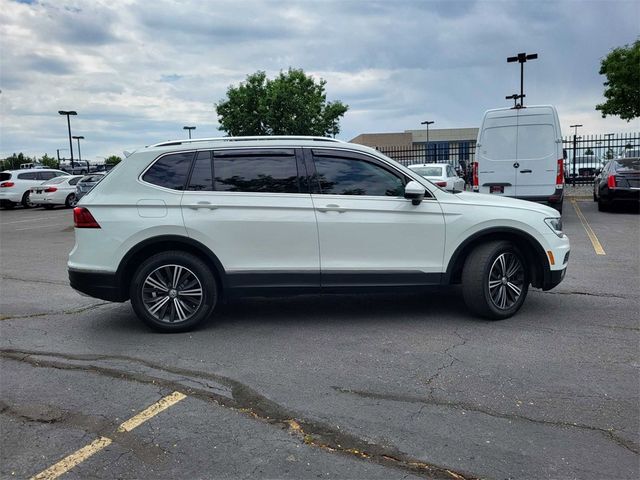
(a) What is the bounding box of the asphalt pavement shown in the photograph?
[0,200,638,479]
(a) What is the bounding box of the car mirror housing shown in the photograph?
[404,180,426,205]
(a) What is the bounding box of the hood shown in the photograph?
[451,191,560,216]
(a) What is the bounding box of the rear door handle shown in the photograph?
[317,204,347,213]
[520,169,533,173]
[186,201,218,210]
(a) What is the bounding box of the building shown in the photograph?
[350,127,479,167]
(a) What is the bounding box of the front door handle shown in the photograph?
[317,204,347,213]
[520,169,532,173]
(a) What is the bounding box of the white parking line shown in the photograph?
[13,223,70,232]
[1,213,71,225]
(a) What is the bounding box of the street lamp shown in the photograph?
[72,135,85,163]
[507,52,538,108]
[569,124,583,185]
[58,110,77,168]
[183,126,196,139]
[421,120,435,161]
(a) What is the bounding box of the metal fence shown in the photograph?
[375,132,640,185]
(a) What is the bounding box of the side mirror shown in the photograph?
[404,180,426,205]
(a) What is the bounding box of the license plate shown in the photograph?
[490,186,504,194]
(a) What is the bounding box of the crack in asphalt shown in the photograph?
[0,302,112,321]
[535,290,630,299]
[424,330,467,398]
[0,348,476,480]
[0,275,68,286]
[331,386,639,455]
[0,400,167,464]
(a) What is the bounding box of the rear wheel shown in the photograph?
[130,251,217,332]
[462,241,529,320]
[21,191,34,208]
[65,193,77,208]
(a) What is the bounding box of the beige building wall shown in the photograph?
[349,132,413,148]
[350,128,479,148]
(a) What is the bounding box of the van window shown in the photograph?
[481,126,517,161]
[517,124,555,159]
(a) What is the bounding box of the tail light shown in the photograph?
[73,207,101,228]
[607,175,616,189]
[556,159,564,189]
[472,162,479,191]
[0,181,14,188]
[435,181,447,187]
[44,187,58,193]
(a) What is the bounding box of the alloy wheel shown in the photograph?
[488,252,524,310]
[142,264,203,323]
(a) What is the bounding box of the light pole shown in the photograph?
[58,111,77,168]
[183,126,196,139]
[72,135,85,163]
[570,124,583,185]
[421,120,435,161]
[507,52,538,108]
[56,148,68,167]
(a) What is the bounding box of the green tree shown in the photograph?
[216,68,349,137]
[105,155,122,166]
[596,40,640,121]
[1,153,31,170]
[39,153,58,168]
[584,148,594,155]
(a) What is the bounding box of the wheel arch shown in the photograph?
[444,227,550,289]
[115,235,227,300]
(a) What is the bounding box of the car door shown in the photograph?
[181,148,320,294]
[307,148,446,288]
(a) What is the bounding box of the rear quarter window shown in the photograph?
[0,173,12,181]
[142,152,194,190]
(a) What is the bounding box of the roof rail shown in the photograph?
[151,136,345,148]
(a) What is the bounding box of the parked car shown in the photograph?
[619,148,640,159]
[75,173,106,202]
[564,156,604,180]
[0,169,69,209]
[69,136,570,332]
[30,175,83,209]
[474,105,564,213]
[593,157,640,211]
[407,163,465,192]
[59,160,90,175]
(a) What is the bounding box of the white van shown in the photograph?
[473,105,565,212]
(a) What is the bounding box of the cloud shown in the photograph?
[0,0,638,160]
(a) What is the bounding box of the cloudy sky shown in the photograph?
[1,0,638,161]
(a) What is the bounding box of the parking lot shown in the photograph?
[0,199,638,479]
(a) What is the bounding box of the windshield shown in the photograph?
[614,159,640,172]
[410,166,443,177]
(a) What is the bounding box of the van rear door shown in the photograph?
[477,111,518,197]
[514,109,559,199]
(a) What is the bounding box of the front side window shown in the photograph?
[142,152,194,190]
[213,152,299,193]
[314,156,404,196]
[43,177,67,185]
[37,172,56,180]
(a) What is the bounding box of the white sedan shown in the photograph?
[30,175,83,209]
[407,163,465,192]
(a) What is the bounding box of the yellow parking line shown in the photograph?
[118,391,186,432]
[30,392,186,479]
[30,437,112,480]
[571,199,606,255]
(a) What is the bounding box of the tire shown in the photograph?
[130,251,217,332]
[462,241,530,320]
[42,204,55,210]
[21,191,34,208]
[597,198,609,211]
[65,194,77,208]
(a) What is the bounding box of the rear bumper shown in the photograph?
[515,187,565,205]
[605,188,640,202]
[68,269,127,302]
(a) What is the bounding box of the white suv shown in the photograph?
[1,169,70,208]
[68,136,570,332]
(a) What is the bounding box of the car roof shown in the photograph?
[132,136,381,157]
[1,168,67,173]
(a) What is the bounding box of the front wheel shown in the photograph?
[462,241,529,320]
[130,251,217,332]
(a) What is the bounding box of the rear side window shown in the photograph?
[187,151,213,191]
[37,172,57,180]
[0,173,11,181]
[69,177,81,186]
[143,152,194,190]
[213,151,299,193]
[17,172,37,180]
